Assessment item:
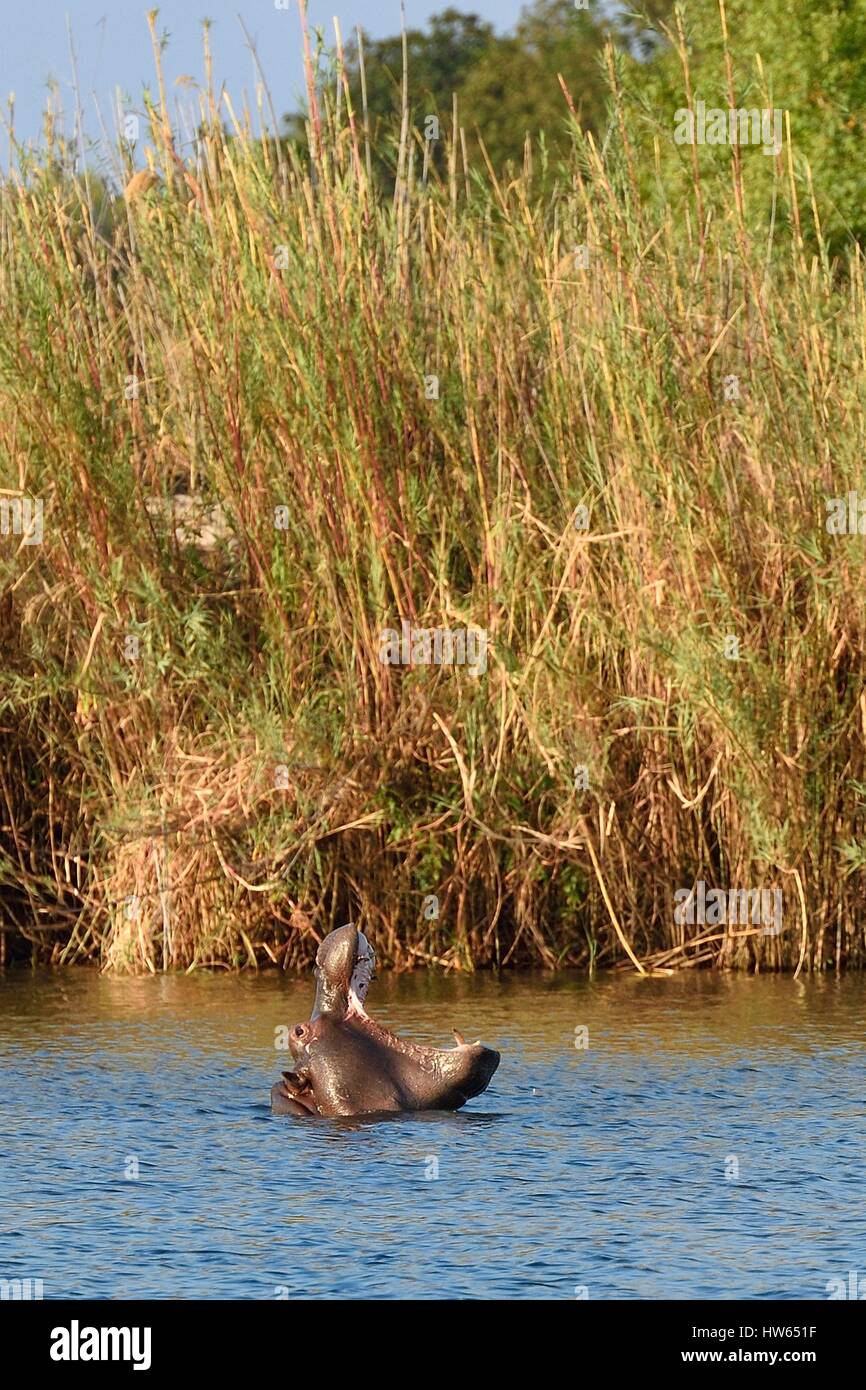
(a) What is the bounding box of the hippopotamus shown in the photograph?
[271,923,500,1117]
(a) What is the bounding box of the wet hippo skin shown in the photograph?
[271,924,500,1117]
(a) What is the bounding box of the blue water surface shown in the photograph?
[0,968,863,1298]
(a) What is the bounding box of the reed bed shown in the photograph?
[1,8,865,973]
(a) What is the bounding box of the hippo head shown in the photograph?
[272,924,500,1118]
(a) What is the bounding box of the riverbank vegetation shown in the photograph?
[2,2,866,973]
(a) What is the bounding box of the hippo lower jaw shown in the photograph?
[272,1019,500,1118]
[272,1071,319,1116]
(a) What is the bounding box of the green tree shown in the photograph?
[283,2,614,179]
[345,7,497,125]
[459,0,611,169]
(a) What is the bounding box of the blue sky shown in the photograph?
[0,1,528,169]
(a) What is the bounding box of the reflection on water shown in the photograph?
[0,967,864,1298]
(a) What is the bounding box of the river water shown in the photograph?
[0,968,863,1299]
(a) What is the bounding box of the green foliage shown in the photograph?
[458,1,611,167]
[619,0,866,253]
[347,7,497,121]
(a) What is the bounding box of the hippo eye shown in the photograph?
[293,1025,305,1038]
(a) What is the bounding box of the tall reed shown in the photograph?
[1,6,865,973]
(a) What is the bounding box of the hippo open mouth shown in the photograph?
[271,924,500,1118]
